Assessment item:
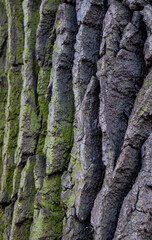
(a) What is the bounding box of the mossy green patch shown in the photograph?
[57,20,61,33]
[10,219,33,240]
[0,75,8,188]
[11,166,22,200]
[139,102,148,116]
[53,39,61,54]
[10,157,36,240]
[42,0,61,15]
[5,0,24,64]
[40,175,63,212]
[0,206,4,238]
[62,190,75,209]
[14,0,41,167]
[22,0,40,63]
[45,120,74,174]
[30,175,64,240]
[36,69,50,155]
[44,65,74,174]
[1,69,23,200]
[135,77,152,106]
[30,208,63,240]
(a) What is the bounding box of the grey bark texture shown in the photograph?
[0,0,151,239]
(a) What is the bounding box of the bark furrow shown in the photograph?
[0,0,151,240]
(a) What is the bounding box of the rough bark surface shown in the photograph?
[0,0,151,239]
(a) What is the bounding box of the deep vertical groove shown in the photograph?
[0,0,152,240]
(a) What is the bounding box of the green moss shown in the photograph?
[43,0,61,15]
[40,175,63,212]
[136,199,141,211]
[10,157,36,240]
[14,0,41,166]
[13,5,24,63]
[44,86,74,174]
[139,102,148,116]
[74,159,82,175]
[44,40,54,67]
[0,9,24,240]
[20,103,40,133]
[30,175,64,240]
[36,69,50,155]
[45,121,74,174]
[1,203,14,239]
[57,20,61,33]
[1,161,15,201]
[0,1,7,51]
[22,0,40,63]
[135,77,152,106]
[53,39,61,54]
[70,145,82,175]
[14,102,40,166]
[1,64,23,201]
[144,77,152,88]
[44,65,74,173]
[19,157,36,198]
[11,166,22,200]
[106,42,111,52]
[5,0,24,64]
[30,209,63,240]
[31,1,74,238]
[0,75,7,187]
[136,89,145,105]
[6,68,23,118]
[10,219,33,240]
[5,165,15,196]
[62,190,75,209]
[0,206,4,238]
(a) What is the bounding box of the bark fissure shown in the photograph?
[0,0,152,239]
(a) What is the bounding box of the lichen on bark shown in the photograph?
[0,0,152,240]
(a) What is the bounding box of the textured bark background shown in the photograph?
[0,0,152,239]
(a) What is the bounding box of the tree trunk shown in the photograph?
[0,0,151,239]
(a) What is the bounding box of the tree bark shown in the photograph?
[0,0,151,239]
